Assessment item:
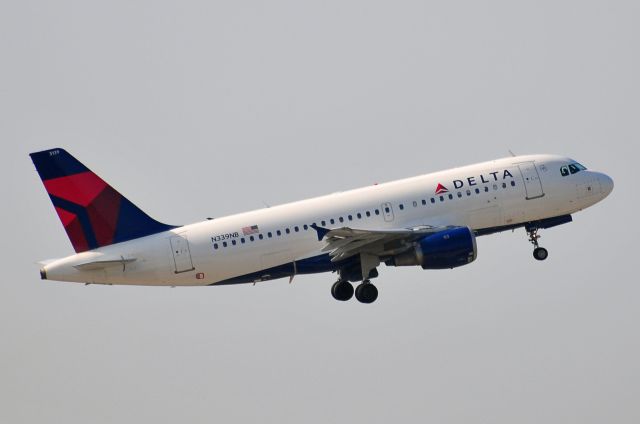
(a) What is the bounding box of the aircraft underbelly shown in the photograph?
[467,205,502,229]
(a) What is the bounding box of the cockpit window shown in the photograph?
[561,162,587,177]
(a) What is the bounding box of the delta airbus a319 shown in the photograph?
[31,148,613,304]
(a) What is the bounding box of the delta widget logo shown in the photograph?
[435,183,449,195]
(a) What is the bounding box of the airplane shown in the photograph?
[30,148,613,304]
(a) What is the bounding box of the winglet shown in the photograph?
[310,224,331,241]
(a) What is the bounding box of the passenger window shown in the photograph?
[502,182,507,188]
[241,238,245,243]
[285,228,290,234]
[493,184,498,190]
[375,209,380,215]
[413,201,418,207]
[484,186,489,192]
[214,243,219,249]
[303,224,308,230]
[232,240,236,245]
[366,211,371,217]
[259,234,264,239]
[511,181,516,186]
[338,217,344,223]
[448,194,453,200]
[439,196,444,202]
[268,232,272,238]
[321,220,326,226]
[475,188,480,194]
[276,230,281,236]
[249,236,254,241]
[457,192,462,198]
[431,198,435,204]
[385,207,390,213]
[330,218,335,224]
[421,199,426,205]
[398,204,404,210]
[357,213,362,219]
[294,226,299,232]
[223,241,228,247]
[348,215,353,221]
[560,166,569,176]
[466,189,471,196]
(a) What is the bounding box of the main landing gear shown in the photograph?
[527,227,549,261]
[331,280,378,304]
[355,281,378,304]
[331,280,354,301]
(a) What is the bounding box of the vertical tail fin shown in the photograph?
[30,148,176,252]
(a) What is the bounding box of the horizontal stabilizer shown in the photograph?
[74,257,137,271]
[36,258,60,266]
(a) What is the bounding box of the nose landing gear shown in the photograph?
[533,246,548,260]
[527,227,548,261]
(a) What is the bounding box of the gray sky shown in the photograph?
[1,1,638,423]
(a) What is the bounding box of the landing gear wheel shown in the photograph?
[527,227,548,261]
[331,280,354,301]
[355,281,378,304]
[533,247,548,261]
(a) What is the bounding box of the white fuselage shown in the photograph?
[41,154,613,286]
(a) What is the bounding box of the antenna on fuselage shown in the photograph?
[508,149,516,157]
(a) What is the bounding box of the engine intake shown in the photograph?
[386,227,477,269]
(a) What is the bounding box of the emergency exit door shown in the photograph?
[170,235,195,273]
[381,202,394,222]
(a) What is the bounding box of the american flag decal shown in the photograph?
[242,225,260,236]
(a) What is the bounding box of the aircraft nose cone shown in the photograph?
[599,173,614,197]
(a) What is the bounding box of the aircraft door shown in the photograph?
[170,235,195,273]
[518,162,544,200]
[381,202,394,222]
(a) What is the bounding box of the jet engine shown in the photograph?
[386,227,477,269]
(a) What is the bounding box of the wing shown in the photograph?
[310,224,456,262]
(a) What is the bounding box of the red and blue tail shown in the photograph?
[30,148,176,253]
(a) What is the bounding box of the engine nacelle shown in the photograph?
[386,227,477,269]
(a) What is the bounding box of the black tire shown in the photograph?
[533,247,548,261]
[331,281,354,301]
[355,283,378,304]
